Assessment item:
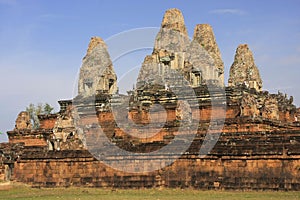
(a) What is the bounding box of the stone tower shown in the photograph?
[228,44,262,91]
[160,8,188,35]
[78,37,117,97]
[138,8,223,88]
[193,24,224,84]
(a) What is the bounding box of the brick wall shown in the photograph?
[12,152,300,190]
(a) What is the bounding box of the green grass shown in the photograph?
[0,185,299,200]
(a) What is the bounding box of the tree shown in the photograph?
[26,103,39,129]
[26,103,55,129]
[44,103,54,114]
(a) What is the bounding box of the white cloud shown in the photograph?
[210,9,247,15]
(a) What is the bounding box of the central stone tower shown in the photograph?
[137,8,225,88]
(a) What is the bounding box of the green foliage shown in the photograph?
[44,103,54,114]
[26,103,39,129]
[26,103,55,129]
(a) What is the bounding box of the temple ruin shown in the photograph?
[0,8,299,190]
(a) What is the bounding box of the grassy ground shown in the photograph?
[0,183,299,200]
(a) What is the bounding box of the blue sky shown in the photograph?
[0,0,300,141]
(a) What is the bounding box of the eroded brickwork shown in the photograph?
[0,8,300,190]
